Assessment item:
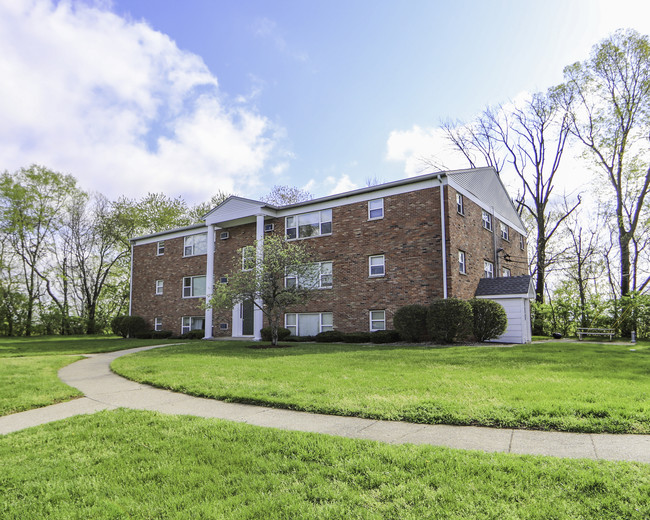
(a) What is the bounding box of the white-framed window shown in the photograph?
[370,310,386,331]
[155,279,164,295]
[482,210,493,231]
[459,251,466,274]
[181,316,205,334]
[183,275,206,298]
[484,261,494,279]
[368,198,384,220]
[183,233,207,257]
[500,222,510,241]
[520,234,525,251]
[156,241,165,255]
[285,209,332,240]
[154,317,162,331]
[242,245,256,271]
[369,255,385,277]
[285,312,333,336]
[456,193,464,215]
[286,261,333,289]
[503,267,511,277]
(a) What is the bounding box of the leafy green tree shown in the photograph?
[561,29,650,300]
[208,234,318,345]
[0,165,78,335]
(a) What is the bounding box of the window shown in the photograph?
[520,234,525,251]
[286,261,333,289]
[242,246,256,271]
[183,276,206,298]
[369,255,385,277]
[500,222,510,241]
[285,312,333,336]
[368,198,384,219]
[181,316,205,335]
[154,317,162,331]
[482,210,493,231]
[157,241,165,255]
[459,251,466,274]
[370,310,386,331]
[503,267,511,277]
[456,193,464,215]
[219,276,228,284]
[155,279,164,295]
[285,209,332,240]
[484,261,494,278]
[183,233,207,256]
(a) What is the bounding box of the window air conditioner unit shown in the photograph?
[220,231,229,240]
[264,223,274,232]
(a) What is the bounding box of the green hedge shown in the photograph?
[393,304,429,342]
[427,299,473,343]
[469,299,508,341]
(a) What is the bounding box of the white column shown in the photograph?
[204,224,215,339]
[254,214,265,340]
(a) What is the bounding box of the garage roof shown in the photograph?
[475,275,534,297]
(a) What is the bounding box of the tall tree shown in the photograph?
[67,193,132,334]
[561,29,650,299]
[0,165,78,335]
[486,91,580,331]
[436,92,579,332]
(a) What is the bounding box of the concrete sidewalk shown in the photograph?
[1,344,648,464]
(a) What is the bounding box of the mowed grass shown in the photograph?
[112,341,650,434]
[1,409,648,519]
[0,335,184,416]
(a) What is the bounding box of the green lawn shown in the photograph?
[0,335,184,416]
[1,409,647,519]
[112,341,650,434]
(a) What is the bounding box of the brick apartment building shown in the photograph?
[129,166,530,341]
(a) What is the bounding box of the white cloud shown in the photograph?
[0,0,287,202]
[325,174,357,195]
[386,125,468,177]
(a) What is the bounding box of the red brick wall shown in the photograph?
[131,235,207,334]
[446,186,528,300]
[130,184,529,336]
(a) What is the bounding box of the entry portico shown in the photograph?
[203,197,278,340]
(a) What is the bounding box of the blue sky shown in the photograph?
[2,0,650,203]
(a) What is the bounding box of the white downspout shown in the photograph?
[439,176,448,299]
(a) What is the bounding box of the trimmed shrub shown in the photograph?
[285,335,315,342]
[180,329,205,340]
[393,305,429,342]
[260,326,292,342]
[111,315,147,338]
[344,332,372,343]
[370,330,401,344]
[427,298,473,344]
[469,299,508,341]
[134,330,154,339]
[152,330,174,339]
[315,330,345,342]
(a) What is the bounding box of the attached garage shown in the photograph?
[475,276,534,344]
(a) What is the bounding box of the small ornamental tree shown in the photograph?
[427,298,473,344]
[469,299,508,342]
[207,234,319,345]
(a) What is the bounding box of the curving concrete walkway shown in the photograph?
[1,344,649,464]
